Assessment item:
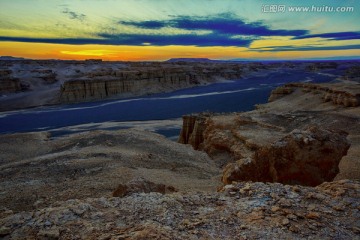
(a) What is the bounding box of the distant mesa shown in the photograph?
[85,59,103,63]
[0,56,26,61]
[166,58,213,63]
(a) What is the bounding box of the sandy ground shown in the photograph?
[0,129,221,212]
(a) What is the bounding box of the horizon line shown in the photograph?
[1,56,360,62]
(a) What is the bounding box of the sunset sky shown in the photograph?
[0,0,359,61]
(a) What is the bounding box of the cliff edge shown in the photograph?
[179,82,360,185]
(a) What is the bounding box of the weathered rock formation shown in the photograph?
[112,177,176,197]
[31,69,57,84]
[269,83,360,107]
[0,69,21,93]
[178,114,208,149]
[1,179,359,239]
[179,82,360,185]
[60,67,242,103]
[60,72,192,102]
[268,86,294,102]
[222,126,350,186]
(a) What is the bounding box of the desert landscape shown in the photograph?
[0,58,359,239]
[1,0,360,238]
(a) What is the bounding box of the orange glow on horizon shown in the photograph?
[1,41,359,61]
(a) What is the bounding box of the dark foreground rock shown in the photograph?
[0,180,359,239]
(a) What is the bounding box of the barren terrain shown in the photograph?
[0,130,220,212]
[0,60,359,239]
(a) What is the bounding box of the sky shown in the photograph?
[0,0,359,61]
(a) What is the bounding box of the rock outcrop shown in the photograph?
[60,67,242,103]
[60,72,192,102]
[30,69,57,84]
[178,114,208,149]
[112,177,176,197]
[0,69,21,93]
[1,179,359,239]
[179,82,360,185]
[222,126,350,186]
[268,86,294,102]
[269,83,360,107]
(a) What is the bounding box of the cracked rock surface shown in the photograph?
[1,180,359,239]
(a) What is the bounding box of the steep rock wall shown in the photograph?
[222,126,350,186]
[179,113,351,186]
[60,73,191,102]
[178,115,208,150]
[60,69,242,103]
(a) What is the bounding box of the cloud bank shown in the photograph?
[0,13,358,52]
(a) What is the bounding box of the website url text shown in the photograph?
[262,5,354,13]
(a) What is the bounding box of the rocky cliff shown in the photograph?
[222,126,349,186]
[60,67,242,103]
[60,71,192,102]
[178,114,208,149]
[179,82,360,186]
[269,82,360,107]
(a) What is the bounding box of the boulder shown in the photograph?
[113,177,176,197]
[268,87,294,102]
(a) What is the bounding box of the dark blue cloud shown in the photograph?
[119,20,165,29]
[2,10,358,51]
[251,44,360,52]
[294,32,360,40]
[119,15,308,37]
[0,34,252,47]
[0,36,103,44]
[105,33,252,46]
